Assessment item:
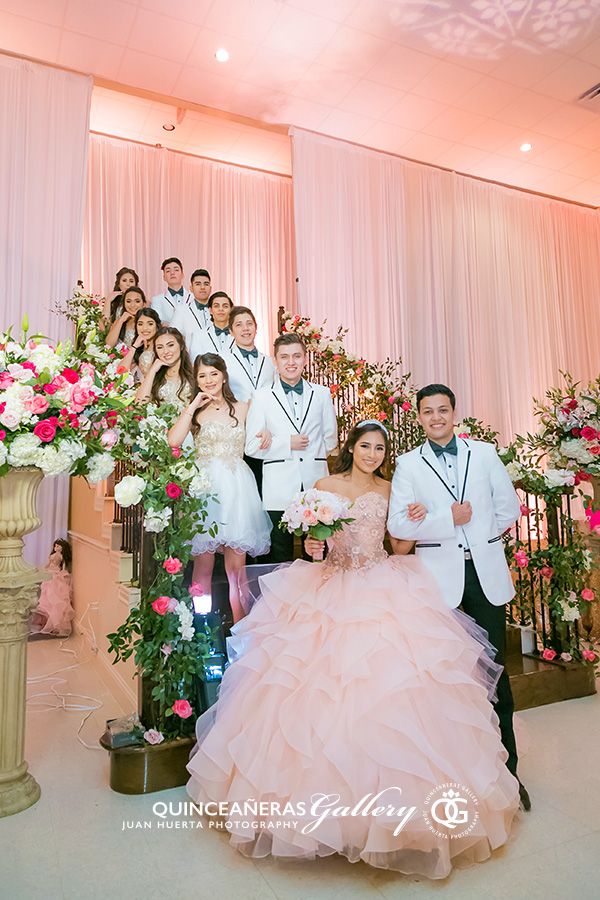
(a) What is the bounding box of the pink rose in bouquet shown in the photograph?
[280,490,354,561]
[542,648,557,661]
[33,419,57,443]
[163,557,183,575]
[172,699,193,719]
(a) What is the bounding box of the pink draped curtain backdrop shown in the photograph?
[0,54,91,564]
[290,128,600,441]
[82,134,296,352]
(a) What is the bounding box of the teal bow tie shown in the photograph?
[168,287,184,297]
[429,435,457,456]
[214,326,230,337]
[282,379,303,395]
[239,346,258,359]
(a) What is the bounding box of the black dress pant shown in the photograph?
[460,560,519,777]
[264,510,295,563]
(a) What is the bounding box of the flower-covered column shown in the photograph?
[0,467,45,817]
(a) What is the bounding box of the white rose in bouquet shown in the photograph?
[143,507,172,534]
[114,474,146,508]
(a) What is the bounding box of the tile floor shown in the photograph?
[1,635,599,900]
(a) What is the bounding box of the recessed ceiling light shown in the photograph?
[215,48,230,63]
[520,142,532,152]
[162,123,175,132]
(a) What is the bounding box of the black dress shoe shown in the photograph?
[518,781,531,811]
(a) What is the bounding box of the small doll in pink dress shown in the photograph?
[31,539,74,637]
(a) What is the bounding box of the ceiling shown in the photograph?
[3,0,600,203]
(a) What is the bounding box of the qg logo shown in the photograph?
[423,783,479,839]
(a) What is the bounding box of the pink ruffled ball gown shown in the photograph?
[31,553,73,636]
[187,491,519,878]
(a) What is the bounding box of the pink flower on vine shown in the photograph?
[542,648,557,661]
[163,557,183,575]
[514,550,529,568]
[581,588,595,602]
[539,566,553,580]
[520,504,531,517]
[582,649,597,663]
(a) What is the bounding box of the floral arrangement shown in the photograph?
[280,489,354,556]
[107,403,217,740]
[0,315,134,480]
[526,373,600,484]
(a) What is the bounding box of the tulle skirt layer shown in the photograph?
[31,571,73,636]
[187,556,519,878]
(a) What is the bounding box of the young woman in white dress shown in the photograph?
[105,286,147,350]
[122,308,161,381]
[135,326,194,412]
[168,353,272,623]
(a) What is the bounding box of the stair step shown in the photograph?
[507,655,596,710]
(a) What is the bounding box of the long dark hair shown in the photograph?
[52,538,72,572]
[110,268,140,321]
[114,287,147,343]
[334,422,390,478]
[133,307,160,364]
[192,353,238,431]
[151,327,194,406]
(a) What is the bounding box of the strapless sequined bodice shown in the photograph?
[323,492,388,576]
[158,377,192,413]
[194,419,245,470]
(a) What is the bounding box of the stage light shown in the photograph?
[215,48,230,63]
[520,142,532,152]
[192,593,212,614]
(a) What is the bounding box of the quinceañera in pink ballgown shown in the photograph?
[187,491,519,878]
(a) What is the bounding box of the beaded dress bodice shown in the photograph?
[323,492,389,576]
[158,377,192,413]
[194,419,245,471]
[138,348,155,377]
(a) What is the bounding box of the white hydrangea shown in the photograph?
[0,441,7,466]
[175,601,195,641]
[189,467,211,498]
[114,474,146,507]
[27,343,61,375]
[61,439,87,465]
[143,507,172,533]
[559,439,594,465]
[7,433,42,466]
[544,468,576,488]
[505,461,525,482]
[36,445,73,476]
[86,453,115,484]
[559,598,580,622]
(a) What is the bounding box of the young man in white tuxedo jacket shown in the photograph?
[150,257,195,325]
[245,332,338,563]
[387,383,530,811]
[189,268,212,329]
[223,305,275,498]
[174,291,235,363]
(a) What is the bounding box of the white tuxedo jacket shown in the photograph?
[245,380,338,511]
[187,325,234,363]
[150,290,196,326]
[223,345,276,402]
[388,439,520,608]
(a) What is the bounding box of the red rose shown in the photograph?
[33,420,57,442]
[0,429,6,441]
[571,427,581,437]
[21,361,37,374]
[61,367,79,384]
[567,398,578,410]
[581,426,597,442]
[576,471,592,482]
[43,382,58,395]
[172,699,193,719]
[165,482,182,499]
[589,446,600,455]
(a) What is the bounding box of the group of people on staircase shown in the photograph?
[103,256,530,878]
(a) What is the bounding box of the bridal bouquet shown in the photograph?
[279,489,354,560]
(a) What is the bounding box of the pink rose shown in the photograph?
[520,504,531,517]
[539,566,553,580]
[163,557,183,575]
[302,509,318,526]
[161,643,172,657]
[458,432,469,438]
[401,401,411,411]
[61,367,79,384]
[582,649,597,663]
[165,482,182,499]
[581,426,597,441]
[560,652,572,662]
[143,729,164,745]
[581,588,595,602]
[172,699,193,719]
[589,446,600,455]
[0,372,14,389]
[0,410,20,430]
[24,394,49,415]
[514,549,529,568]
[70,385,93,412]
[33,419,57,442]
[542,648,557,661]
[0,429,6,441]
[100,428,118,449]
[171,447,182,458]
[151,596,171,615]
[188,582,203,597]
[388,395,395,404]
[167,597,178,612]
[43,382,58,395]
[317,505,334,525]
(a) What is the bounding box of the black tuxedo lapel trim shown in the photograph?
[188,304,203,330]
[271,389,300,434]
[164,294,175,310]
[207,330,219,353]
[419,444,457,501]
[232,350,263,388]
[460,441,471,504]
[300,385,314,431]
